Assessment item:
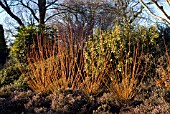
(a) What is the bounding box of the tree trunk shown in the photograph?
[38,0,46,25]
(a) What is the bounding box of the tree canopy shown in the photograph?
[0,0,143,28]
[0,0,59,26]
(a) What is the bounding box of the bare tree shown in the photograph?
[111,0,144,24]
[55,0,143,38]
[140,0,170,26]
[0,0,59,26]
[0,0,143,27]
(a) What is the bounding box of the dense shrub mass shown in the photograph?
[0,63,21,86]
[9,25,57,64]
[2,19,170,113]
[9,25,37,64]
[83,23,159,99]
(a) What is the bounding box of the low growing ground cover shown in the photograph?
[1,82,170,113]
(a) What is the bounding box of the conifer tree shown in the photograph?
[0,24,7,69]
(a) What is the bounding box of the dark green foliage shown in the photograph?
[9,25,58,65]
[145,25,170,80]
[0,65,20,86]
[83,23,159,99]
[85,23,159,72]
[0,59,23,87]
[9,25,38,64]
[156,25,170,54]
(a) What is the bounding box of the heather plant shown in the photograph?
[134,81,170,113]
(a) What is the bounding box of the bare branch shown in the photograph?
[151,0,170,20]
[0,0,24,26]
[130,6,143,23]
[167,0,170,6]
[45,11,65,22]
[19,0,39,23]
[46,0,58,8]
[29,0,38,5]
[140,0,170,27]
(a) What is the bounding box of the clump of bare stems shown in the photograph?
[22,24,149,100]
[25,28,84,93]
